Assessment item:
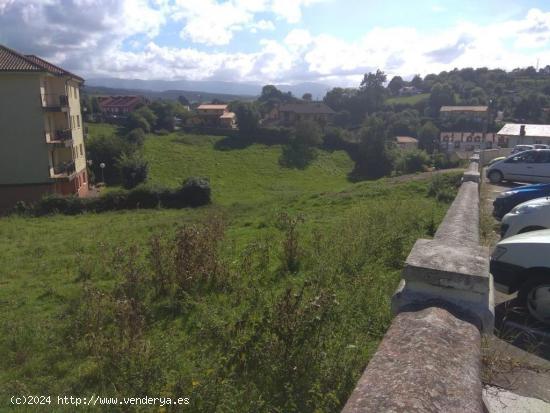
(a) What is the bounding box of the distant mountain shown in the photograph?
[83,86,255,104]
[85,78,332,101]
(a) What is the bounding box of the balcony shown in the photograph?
[51,161,76,179]
[41,94,69,111]
[45,129,73,147]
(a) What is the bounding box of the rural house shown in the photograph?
[98,95,145,114]
[196,104,236,128]
[0,44,88,211]
[276,102,335,126]
[395,136,418,150]
[497,123,550,147]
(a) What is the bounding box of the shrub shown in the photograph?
[117,152,149,189]
[178,177,211,207]
[34,194,85,215]
[125,128,145,146]
[394,149,430,174]
[433,152,460,169]
[126,185,161,209]
[15,177,211,216]
[427,172,462,202]
[86,134,130,185]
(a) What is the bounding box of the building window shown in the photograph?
[77,115,80,128]
[79,144,83,156]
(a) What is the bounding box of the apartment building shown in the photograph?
[0,44,88,211]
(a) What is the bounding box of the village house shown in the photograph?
[0,44,88,211]
[97,95,145,115]
[196,104,236,128]
[276,102,335,126]
[395,136,419,150]
[496,123,550,148]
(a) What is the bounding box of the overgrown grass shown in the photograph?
[385,93,430,105]
[0,126,459,412]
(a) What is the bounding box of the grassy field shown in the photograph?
[0,124,460,412]
[385,93,429,105]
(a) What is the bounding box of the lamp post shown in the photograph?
[99,162,106,184]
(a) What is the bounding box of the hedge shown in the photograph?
[14,177,211,216]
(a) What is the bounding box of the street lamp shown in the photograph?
[99,162,106,184]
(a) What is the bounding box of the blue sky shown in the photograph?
[1,0,550,86]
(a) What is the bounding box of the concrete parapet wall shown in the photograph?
[342,162,493,412]
[341,307,483,413]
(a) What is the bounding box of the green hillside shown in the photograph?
[0,126,460,412]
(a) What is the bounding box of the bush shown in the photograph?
[117,152,149,189]
[125,128,145,146]
[394,149,430,174]
[433,152,460,169]
[86,134,130,185]
[178,177,212,207]
[427,172,462,202]
[35,194,85,215]
[14,177,211,216]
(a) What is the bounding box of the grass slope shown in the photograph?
[0,125,459,411]
[386,93,429,105]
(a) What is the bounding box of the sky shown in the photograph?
[1,0,550,87]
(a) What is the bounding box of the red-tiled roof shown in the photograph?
[99,95,144,109]
[0,44,42,72]
[0,44,83,81]
[24,54,83,81]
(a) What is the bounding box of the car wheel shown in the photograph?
[519,274,550,324]
[518,226,546,234]
[488,170,503,184]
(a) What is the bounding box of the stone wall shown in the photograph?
[342,159,493,413]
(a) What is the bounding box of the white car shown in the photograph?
[511,144,535,154]
[486,149,550,184]
[490,230,550,323]
[501,197,550,238]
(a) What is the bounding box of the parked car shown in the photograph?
[493,183,550,219]
[511,144,535,154]
[490,230,550,323]
[486,149,550,184]
[487,156,506,166]
[501,197,550,237]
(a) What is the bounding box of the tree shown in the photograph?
[294,119,322,146]
[394,149,430,174]
[302,93,312,101]
[417,121,440,154]
[125,128,146,146]
[117,152,148,189]
[86,134,130,185]
[410,74,423,90]
[323,87,356,112]
[357,70,387,117]
[353,117,393,179]
[387,76,404,96]
[279,120,322,169]
[234,102,260,138]
[178,95,190,106]
[429,82,455,116]
[126,112,150,133]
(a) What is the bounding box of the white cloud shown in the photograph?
[171,0,324,45]
[1,3,550,86]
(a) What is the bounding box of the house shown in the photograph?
[497,123,550,147]
[0,44,88,211]
[395,136,418,150]
[97,95,145,114]
[398,86,421,96]
[439,131,497,152]
[440,105,490,126]
[276,102,335,126]
[196,104,236,128]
